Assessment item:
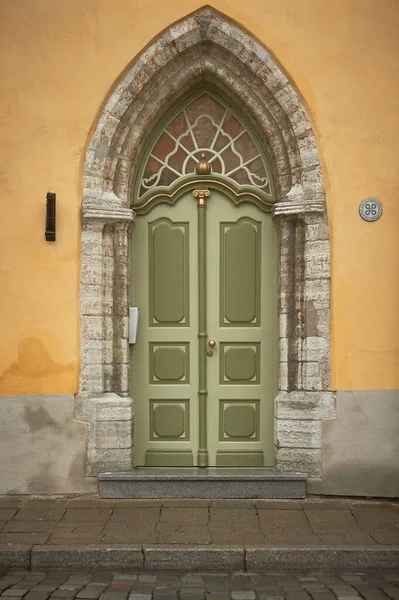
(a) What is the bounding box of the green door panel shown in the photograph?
[221,218,261,326]
[207,191,277,467]
[132,200,198,467]
[131,188,277,467]
[149,219,189,326]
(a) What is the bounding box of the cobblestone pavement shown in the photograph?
[1,570,399,600]
[1,497,399,547]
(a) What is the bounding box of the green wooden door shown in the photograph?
[131,188,276,467]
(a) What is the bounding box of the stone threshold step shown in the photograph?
[98,468,307,499]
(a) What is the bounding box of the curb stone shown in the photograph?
[30,546,144,571]
[2,545,399,571]
[245,547,399,571]
[0,545,31,569]
[143,545,245,572]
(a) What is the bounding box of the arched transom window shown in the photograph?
[135,93,274,204]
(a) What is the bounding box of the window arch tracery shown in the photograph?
[134,92,275,205]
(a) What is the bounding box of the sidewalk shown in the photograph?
[0,496,399,571]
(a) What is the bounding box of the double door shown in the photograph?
[131,188,276,467]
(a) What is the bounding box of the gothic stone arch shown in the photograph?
[78,7,335,478]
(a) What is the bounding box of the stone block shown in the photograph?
[245,548,399,571]
[86,447,133,474]
[0,546,31,569]
[278,362,289,391]
[303,337,329,362]
[288,105,311,137]
[275,391,335,420]
[302,167,324,198]
[95,421,132,449]
[304,279,330,309]
[279,338,302,362]
[305,222,329,242]
[81,339,103,366]
[81,316,103,342]
[114,363,130,394]
[103,364,114,393]
[297,133,319,169]
[80,364,103,393]
[143,545,244,572]
[114,316,129,339]
[279,313,288,338]
[103,340,113,364]
[81,291,111,317]
[102,261,115,288]
[275,85,301,115]
[276,448,321,476]
[81,255,103,287]
[305,241,330,279]
[275,419,322,449]
[302,361,323,391]
[111,343,130,365]
[256,51,288,94]
[81,230,103,256]
[315,309,330,338]
[31,546,143,571]
[93,395,133,422]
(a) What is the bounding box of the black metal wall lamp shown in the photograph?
[45,192,56,241]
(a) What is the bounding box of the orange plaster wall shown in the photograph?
[0,0,398,394]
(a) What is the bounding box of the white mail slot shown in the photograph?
[129,307,140,344]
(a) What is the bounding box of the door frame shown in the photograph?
[77,8,334,480]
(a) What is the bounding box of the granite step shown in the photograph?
[98,468,306,499]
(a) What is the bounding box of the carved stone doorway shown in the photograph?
[77,8,334,480]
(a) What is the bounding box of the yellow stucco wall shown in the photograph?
[0,0,398,395]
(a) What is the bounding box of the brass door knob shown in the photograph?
[208,340,216,348]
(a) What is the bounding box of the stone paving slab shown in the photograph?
[0,497,398,570]
[1,570,399,600]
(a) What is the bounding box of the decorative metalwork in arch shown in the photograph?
[133,91,275,210]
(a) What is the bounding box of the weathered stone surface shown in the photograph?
[275,391,335,420]
[88,448,133,473]
[275,419,322,449]
[305,278,330,309]
[276,448,321,476]
[305,241,331,279]
[93,396,133,422]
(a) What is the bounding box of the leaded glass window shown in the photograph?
[136,93,273,201]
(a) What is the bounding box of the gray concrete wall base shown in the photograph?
[0,395,96,494]
[308,390,399,497]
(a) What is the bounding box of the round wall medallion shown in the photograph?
[359,198,382,222]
